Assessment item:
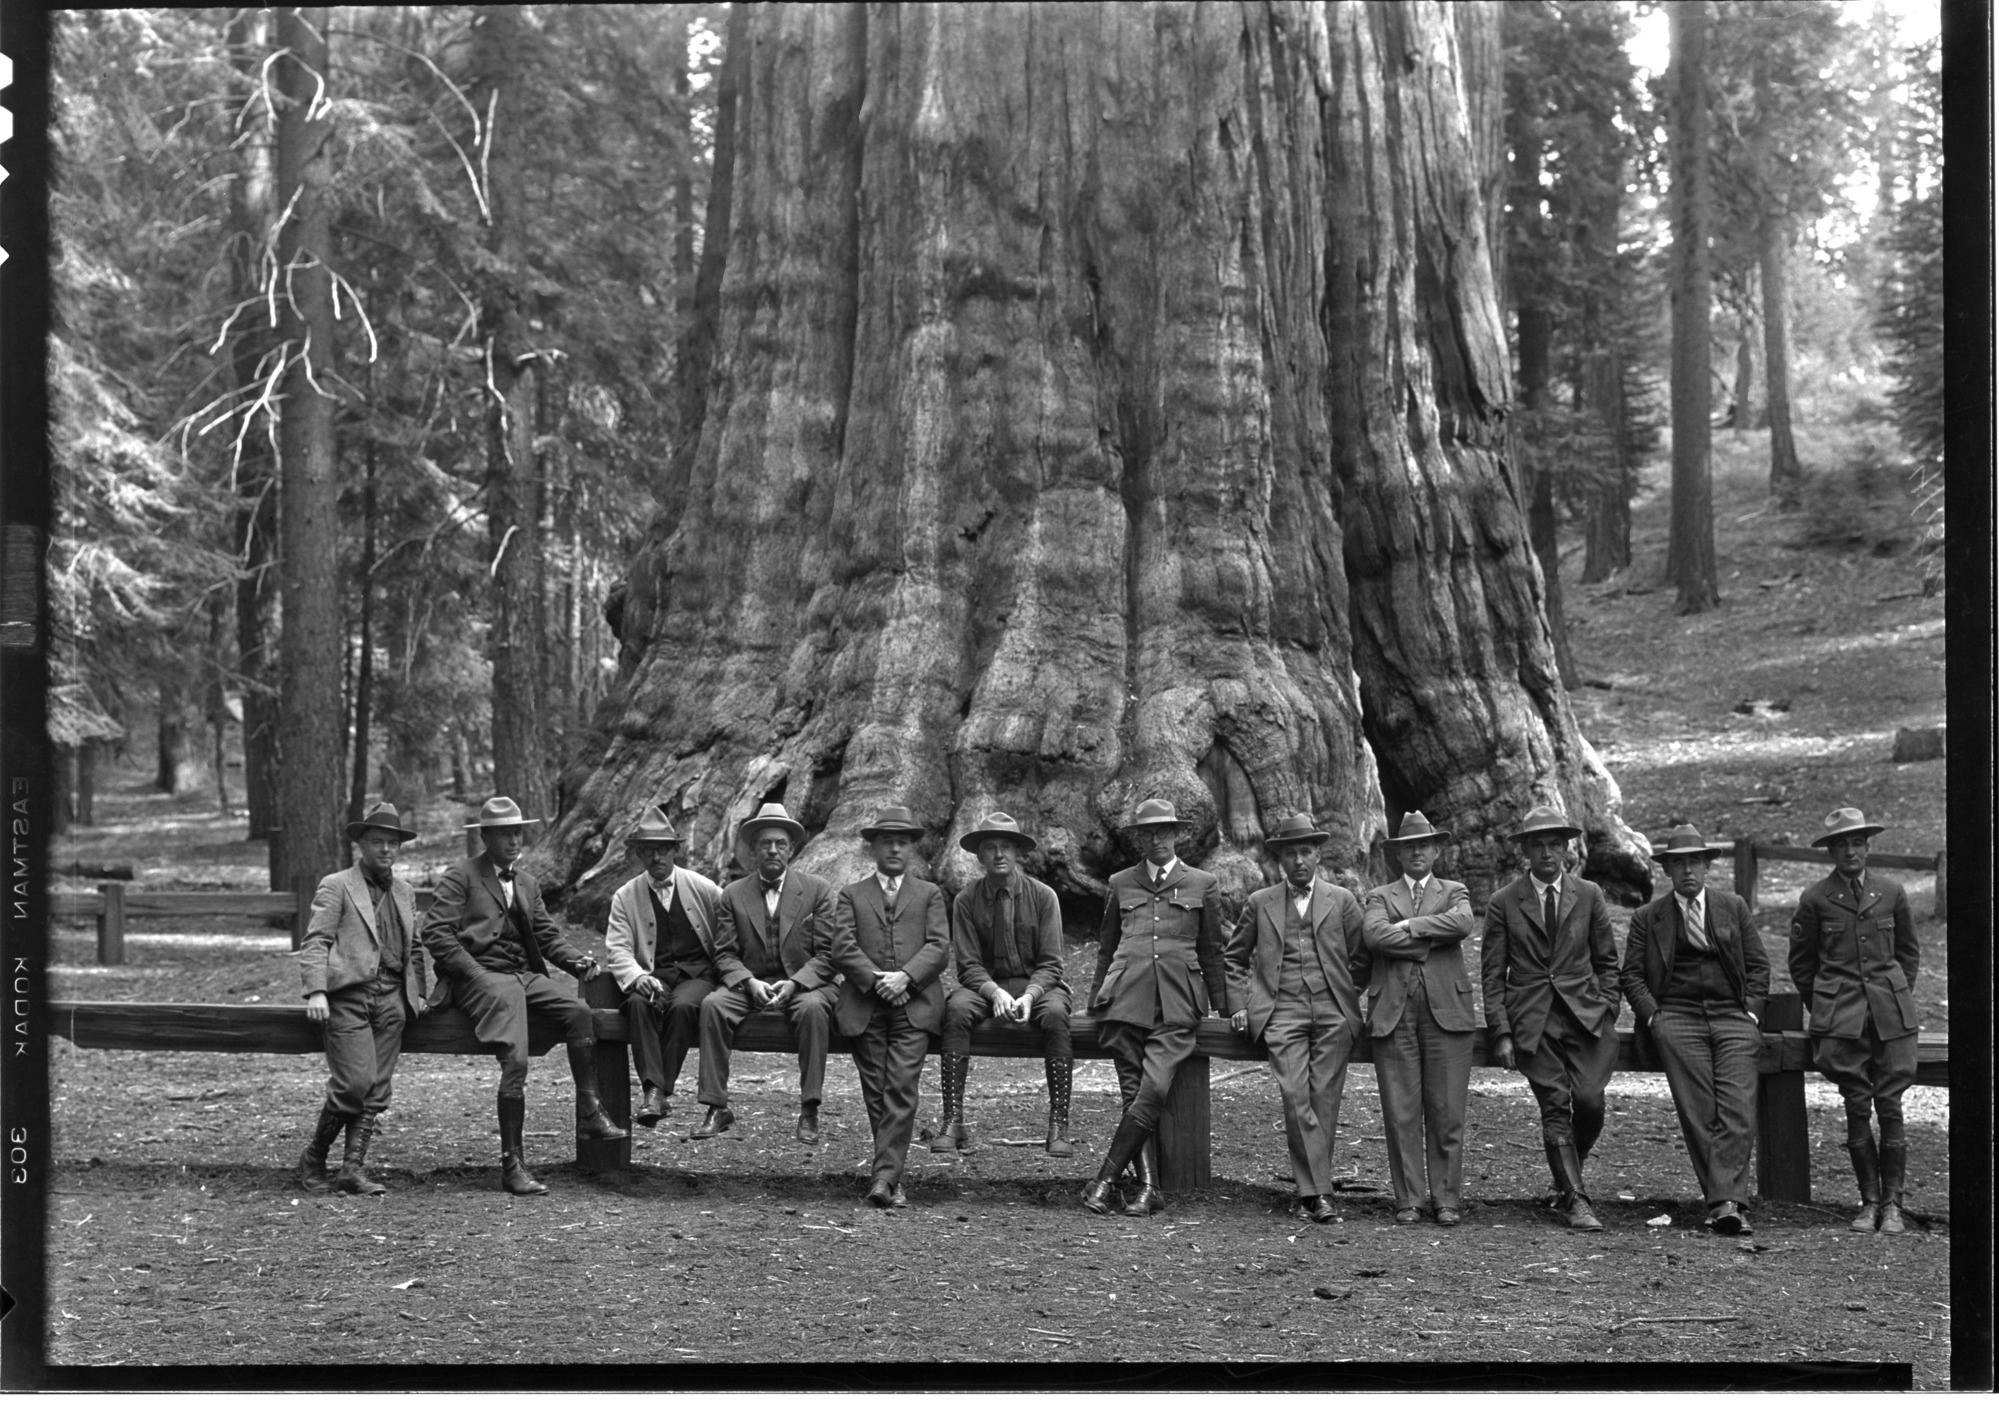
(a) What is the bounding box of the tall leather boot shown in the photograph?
[297,1104,345,1192]
[568,1043,628,1140]
[1845,1135,1881,1232]
[1043,1057,1075,1158]
[1542,1141,1570,1209]
[1877,1135,1907,1235]
[1123,1136,1165,1217]
[1548,1141,1602,1231]
[332,1112,388,1195]
[1083,1113,1151,1214]
[930,1053,973,1153]
[498,1093,547,1195]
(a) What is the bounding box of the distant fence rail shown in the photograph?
[53,883,440,966]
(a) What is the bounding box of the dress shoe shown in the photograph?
[576,1101,629,1140]
[1081,1179,1121,1215]
[1434,1207,1462,1228]
[1394,1207,1422,1225]
[865,1175,896,1208]
[568,1045,629,1139]
[635,1086,670,1127]
[1563,1193,1605,1232]
[796,1104,821,1144]
[1849,1199,1881,1232]
[1307,1196,1339,1224]
[889,1182,909,1209]
[692,1105,736,1139]
[1293,1197,1320,1222]
[1709,1202,1744,1235]
[1877,1201,1906,1235]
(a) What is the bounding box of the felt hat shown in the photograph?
[463,796,542,830]
[346,802,417,844]
[1264,812,1330,849]
[738,802,806,847]
[1650,823,1725,862]
[1810,807,1886,848]
[859,805,927,840]
[1126,798,1184,829]
[959,811,1038,854]
[624,806,682,847]
[1384,811,1452,846]
[1510,805,1582,842]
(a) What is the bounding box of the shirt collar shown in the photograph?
[1147,857,1179,884]
[979,871,1020,900]
[1405,873,1428,900]
[1530,872,1562,901]
[648,874,675,902]
[876,870,902,896]
[1678,888,1706,915]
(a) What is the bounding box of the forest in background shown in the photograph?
[44,3,1944,906]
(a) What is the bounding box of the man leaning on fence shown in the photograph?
[295,802,432,1195]
[1789,806,1921,1235]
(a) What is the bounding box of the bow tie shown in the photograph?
[762,881,784,896]
[495,868,514,882]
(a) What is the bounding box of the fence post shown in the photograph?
[1756,991,1811,1203]
[577,970,632,1172]
[96,882,125,967]
[1156,1055,1212,1192]
[291,875,314,951]
[1733,835,1758,911]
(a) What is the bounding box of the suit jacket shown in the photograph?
[297,863,430,1011]
[1089,861,1228,1028]
[829,874,952,1035]
[1787,871,1919,1039]
[1360,875,1478,1037]
[1224,879,1370,1042]
[602,865,725,990]
[1621,888,1769,1030]
[710,869,838,990]
[951,873,1068,998]
[420,853,593,987]
[1480,871,1620,1056]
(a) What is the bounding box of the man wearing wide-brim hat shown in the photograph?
[1788,807,1921,1234]
[1361,811,1478,1227]
[420,796,625,1196]
[1081,798,1229,1217]
[1620,823,1770,1236]
[933,812,1075,1158]
[295,802,432,1196]
[827,805,952,1208]
[1480,805,1621,1232]
[601,805,726,1130]
[1223,813,1371,1225]
[692,802,841,1144]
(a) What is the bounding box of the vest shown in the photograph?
[1276,890,1332,1003]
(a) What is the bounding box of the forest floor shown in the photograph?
[38,424,1951,1383]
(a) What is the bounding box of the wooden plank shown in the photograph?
[1751,844,1938,872]
[54,888,440,923]
[1756,992,1812,1203]
[577,972,632,1172]
[1733,835,1758,911]
[95,883,124,967]
[1157,1056,1212,1192]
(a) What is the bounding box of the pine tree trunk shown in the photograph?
[347,433,376,826]
[76,742,97,827]
[472,6,553,824]
[273,4,346,892]
[1666,0,1719,615]
[155,676,186,793]
[1580,351,1631,583]
[1760,211,1803,503]
[549,2,1646,914]
[227,6,281,841]
[1730,324,1755,434]
[206,592,232,816]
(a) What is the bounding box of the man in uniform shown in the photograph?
[1621,823,1770,1235]
[1225,812,1370,1224]
[422,796,625,1195]
[1481,805,1621,1232]
[296,802,431,1195]
[600,806,724,1129]
[933,812,1074,1158]
[829,805,951,1207]
[1789,807,1921,1234]
[1361,811,1477,1226]
[1081,798,1228,1217]
[694,802,841,1143]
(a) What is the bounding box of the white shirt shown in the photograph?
[1404,874,1430,905]
[763,880,783,920]
[1289,882,1314,918]
[875,872,903,902]
[1146,857,1179,885]
[648,877,675,911]
[1530,873,1562,908]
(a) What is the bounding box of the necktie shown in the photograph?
[994,884,1019,973]
[1681,898,1710,950]
[1543,883,1558,937]
[883,879,898,919]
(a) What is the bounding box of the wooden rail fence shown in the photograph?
[48,985,1945,1203]
[1721,836,1946,916]
[52,883,441,966]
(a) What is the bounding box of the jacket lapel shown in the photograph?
[1655,897,1678,972]
[347,867,380,941]
[1853,879,1880,916]
[479,857,509,913]
[1555,881,1580,939]
[1521,879,1547,936]
[768,876,792,951]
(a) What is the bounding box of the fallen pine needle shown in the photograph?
[800,1223,856,1234]
[1027,1327,1076,1341]
[1609,1314,1740,1333]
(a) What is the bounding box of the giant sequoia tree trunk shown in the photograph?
[272,5,345,892]
[553,2,1645,919]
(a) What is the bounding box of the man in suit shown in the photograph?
[1225,812,1370,1225]
[1789,806,1921,1234]
[829,805,951,1208]
[600,806,725,1129]
[296,802,431,1195]
[1481,805,1621,1232]
[693,802,841,1144]
[934,812,1074,1158]
[421,796,626,1195]
[1362,811,1477,1227]
[1621,824,1770,1236]
[1081,798,1228,1217]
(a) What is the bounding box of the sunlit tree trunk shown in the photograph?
[1666,0,1719,614]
